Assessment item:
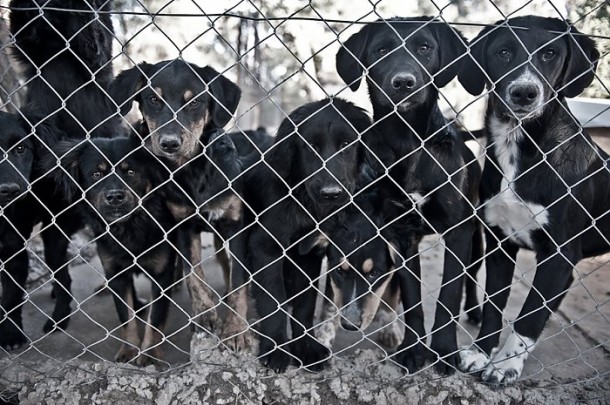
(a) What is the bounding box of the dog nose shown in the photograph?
[159,136,182,153]
[0,183,21,200]
[320,186,343,201]
[509,83,540,106]
[391,73,417,90]
[341,319,361,331]
[105,189,126,206]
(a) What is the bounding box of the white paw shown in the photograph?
[377,322,403,348]
[458,346,490,372]
[481,332,535,384]
[315,320,337,349]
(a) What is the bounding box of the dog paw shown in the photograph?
[114,345,140,363]
[221,313,252,351]
[0,320,27,350]
[42,316,70,334]
[192,308,220,334]
[260,348,293,373]
[458,346,490,372]
[377,322,403,348]
[314,320,338,349]
[291,335,330,371]
[430,339,461,375]
[394,341,429,374]
[135,347,162,367]
[480,332,534,384]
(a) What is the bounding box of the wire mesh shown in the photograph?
[0,0,609,403]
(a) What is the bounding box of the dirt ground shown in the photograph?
[0,132,609,404]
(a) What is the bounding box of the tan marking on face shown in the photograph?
[98,162,108,172]
[340,258,350,271]
[120,162,129,171]
[183,90,194,101]
[362,258,374,273]
[142,113,158,132]
[178,116,207,160]
[167,202,195,220]
[359,274,393,330]
[153,87,163,99]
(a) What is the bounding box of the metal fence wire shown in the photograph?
[0,0,609,403]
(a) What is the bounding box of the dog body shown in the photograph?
[457,16,605,384]
[110,60,243,335]
[0,111,56,349]
[336,17,482,373]
[52,136,178,365]
[4,0,120,339]
[231,98,371,372]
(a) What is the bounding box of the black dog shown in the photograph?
[6,0,121,338]
[457,16,605,384]
[230,98,372,372]
[109,60,244,339]
[336,17,482,374]
[300,193,423,350]
[0,110,60,349]
[49,136,178,365]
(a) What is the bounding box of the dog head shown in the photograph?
[52,137,161,223]
[336,17,467,113]
[110,59,241,163]
[459,16,599,120]
[300,205,396,331]
[267,98,371,210]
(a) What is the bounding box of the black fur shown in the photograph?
[50,136,177,365]
[232,98,372,372]
[457,16,606,384]
[336,17,483,374]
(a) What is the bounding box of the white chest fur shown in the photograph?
[484,116,549,248]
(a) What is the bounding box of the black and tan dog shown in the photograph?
[336,17,482,374]
[229,98,372,372]
[457,16,605,384]
[110,60,243,338]
[7,0,122,337]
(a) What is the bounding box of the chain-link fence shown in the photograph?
[1,0,609,403]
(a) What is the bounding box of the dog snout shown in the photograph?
[320,185,344,201]
[340,303,362,331]
[105,189,126,206]
[159,135,182,154]
[0,182,20,203]
[508,83,540,107]
[391,73,417,91]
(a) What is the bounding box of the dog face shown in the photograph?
[336,17,466,112]
[269,99,371,209]
[0,112,36,206]
[459,16,599,120]
[54,137,159,222]
[110,60,241,163]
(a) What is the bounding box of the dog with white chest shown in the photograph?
[458,16,607,384]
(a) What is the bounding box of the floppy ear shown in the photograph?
[431,22,468,87]
[265,116,296,180]
[458,24,497,95]
[48,139,86,199]
[560,25,599,98]
[197,66,242,128]
[336,25,371,91]
[109,62,153,116]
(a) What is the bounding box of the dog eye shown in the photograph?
[541,49,556,61]
[417,43,431,54]
[340,140,351,149]
[92,171,102,179]
[378,47,388,56]
[149,95,160,105]
[188,99,201,109]
[14,145,26,154]
[498,49,512,60]
[127,169,136,176]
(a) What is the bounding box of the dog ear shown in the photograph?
[197,66,242,128]
[336,25,371,91]
[458,24,497,95]
[109,62,153,116]
[431,22,468,88]
[266,116,296,180]
[560,25,599,98]
[50,139,87,199]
